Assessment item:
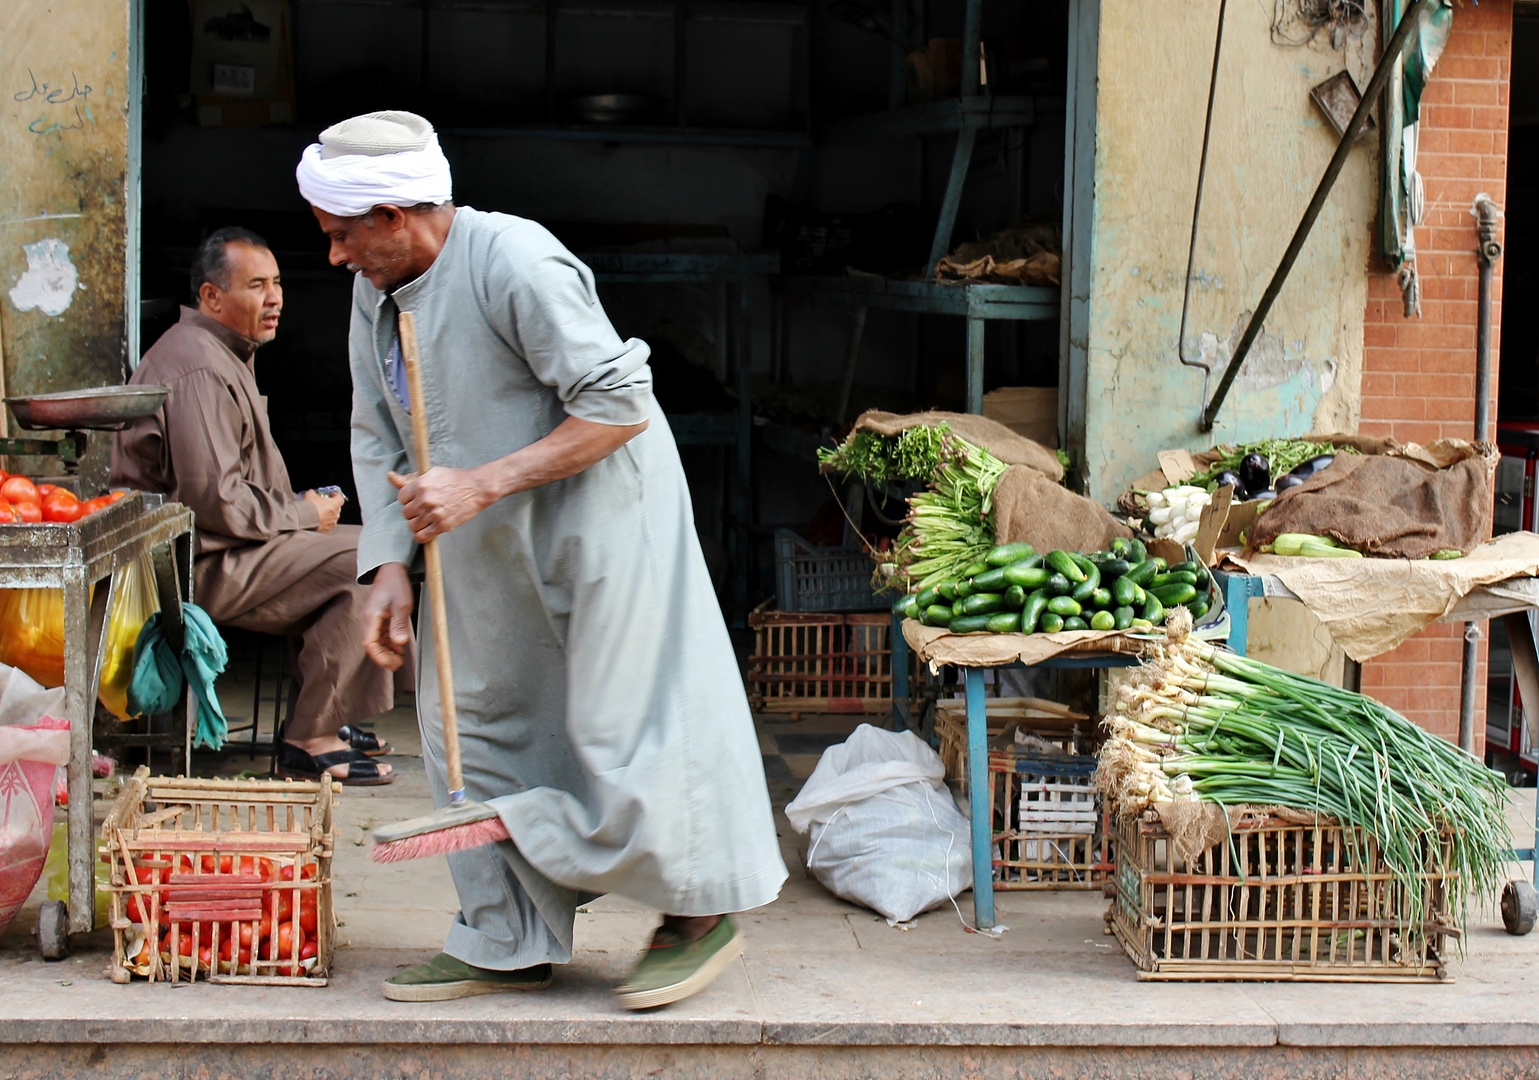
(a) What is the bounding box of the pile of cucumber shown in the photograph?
[893,537,1212,635]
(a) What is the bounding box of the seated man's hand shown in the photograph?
[303,489,346,533]
[388,466,495,544]
[362,562,414,671]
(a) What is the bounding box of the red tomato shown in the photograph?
[0,476,38,504]
[273,891,294,922]
[299,902,318,935]
[107,490,129,503]
[12,500,41,524]
[40,489,82,523]
[78,496,112,518]
[238,922,254,948]
[258,857,276,881]
[0,498,16,524]
[300,863,318,881]
[299,939,318,961]
[275,923,295,958]
[35,483,57,497]
[279,864,296,882]
[198,944,214,971]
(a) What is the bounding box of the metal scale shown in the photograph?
[0,385,168,471]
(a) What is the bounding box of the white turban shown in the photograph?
[295,110,453,217]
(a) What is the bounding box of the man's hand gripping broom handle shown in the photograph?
[398,311,468,804]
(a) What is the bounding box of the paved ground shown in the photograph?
[4,700,1539,1069]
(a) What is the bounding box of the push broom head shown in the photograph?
[369,798,510,863]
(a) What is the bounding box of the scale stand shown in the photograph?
[0,431,90,471]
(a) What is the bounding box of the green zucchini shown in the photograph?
[1062,616,1088,631]
[1047,596,1082,618]
[1123,560,1157,587]
[1003,563,1051,589]
[959,592,1008,616]
[985,542,1036,567]
[1020,590,1049,634]
[1153,583,1198,607]
[1046,550,1087,583]
[972,566,1010,592]
[1113,605,1135,631]
[1042,572,1074,597]
[960,561,990,580]
[986,611,1022,634]
[1090,588,1113,610]
[1111,576,1137,608]
[1141,595,1166,625]
[1004,585,1028,610]
[1039,612,1064,634]
[948,614,993,634]
[923,604,954,627]
[1089,610,1116,631]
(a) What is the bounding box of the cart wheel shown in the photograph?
[1501,880,1538,936]
[35,900,70,960]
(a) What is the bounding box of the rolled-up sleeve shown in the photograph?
[348,289,417,581]
[485,227,653,427]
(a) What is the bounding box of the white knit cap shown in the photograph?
[295,111,453,217]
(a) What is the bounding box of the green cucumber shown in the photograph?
[1004,563,1051,589]
[897,595,921,619]
[1129,538,1147,563]
[936,580,959,602]
[1111,576,1137,608]
[1110,536,1132,557]
[1039,612,1064,634]
[915,585,941,610]
[1004,585,1028,610]
[1062,616,1088,631]
[1113,605,1135,631]
[1046,596,1083,618]
[1071,578,1097,605]
[985,542,1036,567]
[1042,573,1074,598]
[1132,584,1147,605]
[1130,618,1153,630]
[923,604,954,627]
[1020,591,1049,634]
[972,566,1010,592]
[952,599,968,619]
[1046,550,1087,583]
[1124,560,1157,587]
[960,561,990,580]
[1187,597,1210,620]
[1150,557,1168,573]
[1090,588,1113,610]
[1153,583,1198,606]
[1141,595,1166,625]
[1172,561,1209,580]
[1095,558,1131,580]
[948,614,993,634]
[954,579,976,599]
[986,611,1022,634]
[1068,552,1099,579]
[1151,571,1199,589]
[1089,610,1116,631]
[959,592,1008,616]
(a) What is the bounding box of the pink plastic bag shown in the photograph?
[0,716,69,937]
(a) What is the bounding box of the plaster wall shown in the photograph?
[0,0,134,439]
[1080,1,1379,501]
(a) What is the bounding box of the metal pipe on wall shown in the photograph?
[1458,193,1503,754]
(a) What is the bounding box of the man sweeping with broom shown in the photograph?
[296,111,786,1008]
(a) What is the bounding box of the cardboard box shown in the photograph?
[982,387,1058,449]
[190,0,295,128]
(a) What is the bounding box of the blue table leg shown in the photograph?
[965,667,994,929]
[890,612,910,732]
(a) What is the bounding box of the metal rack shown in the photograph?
[0,493,195,950]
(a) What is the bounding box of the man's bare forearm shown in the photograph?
[474,415,647,501]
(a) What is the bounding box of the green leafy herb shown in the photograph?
[1189,439,1358,490]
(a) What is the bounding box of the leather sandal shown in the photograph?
[277,740,394,786]
[338,724,393,756]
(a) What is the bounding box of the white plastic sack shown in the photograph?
[0,661,64,727]
[785,724,971,923]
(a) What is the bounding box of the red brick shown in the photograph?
[1361,372,1395,397]
[1364,323,1396,348]
[1446,128,1495,154]
[1426,397,1474,422]
[1453,79,1503,106]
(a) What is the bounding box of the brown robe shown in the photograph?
[110,306,393,740]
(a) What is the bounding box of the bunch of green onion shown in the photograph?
[1097,614,1511,938]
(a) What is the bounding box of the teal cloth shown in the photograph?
[126,604,230,751]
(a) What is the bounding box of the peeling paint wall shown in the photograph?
[1079,2,1378,502]
[0,1,133,480]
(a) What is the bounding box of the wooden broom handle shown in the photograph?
[397,312,466,798]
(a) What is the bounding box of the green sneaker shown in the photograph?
[614,916,744,1011]
[383,953,553,1002]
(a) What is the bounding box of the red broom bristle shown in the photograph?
[369,816,510,864]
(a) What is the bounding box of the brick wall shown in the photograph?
[1359,0,1513,749]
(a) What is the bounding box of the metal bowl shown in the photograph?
[5,385,169,431]
[567,93,662,125]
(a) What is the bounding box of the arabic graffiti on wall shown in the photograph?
[13,69,93,135]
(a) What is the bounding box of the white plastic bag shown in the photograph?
[785,724,971,924]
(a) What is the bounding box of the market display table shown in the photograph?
[0,492,195,946]
[891,618,1153,929]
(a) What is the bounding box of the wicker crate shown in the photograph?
[747,604,905,716]
[1108,809,1457,982]
[774,529,882,612]
[100,767,337,986]
[934,699,1111,890]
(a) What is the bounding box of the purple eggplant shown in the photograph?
[1213,469,1247,499]
[1289,453,1336,480]
[1274,473,1306,493]
[1247,489,1277,502]
[1238,453,1270,494]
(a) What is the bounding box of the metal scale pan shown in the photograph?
[1,385,168,470]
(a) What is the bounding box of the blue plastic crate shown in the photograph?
[774,529,883,612]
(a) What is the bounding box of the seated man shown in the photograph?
[111,226,396,784]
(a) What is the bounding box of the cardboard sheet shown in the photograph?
[1227,531,1539,661]
[901,619,1153,671]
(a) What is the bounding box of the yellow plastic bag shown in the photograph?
[0,555,159,717]
[43,821,111,926]
[99,557,159,720]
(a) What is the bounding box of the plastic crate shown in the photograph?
[747,603,906,717]
[774,529,882,612]
[1108,809,1456,982]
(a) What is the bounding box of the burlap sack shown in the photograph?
[992,465,1134,553]
[1249,440,1499,559]
[852,410,1065,482]
[1152,803,1325,867]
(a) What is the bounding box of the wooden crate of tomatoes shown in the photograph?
[0,470,128,524]
[100,768,338,986]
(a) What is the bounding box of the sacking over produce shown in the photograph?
[893,537,1212,634]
